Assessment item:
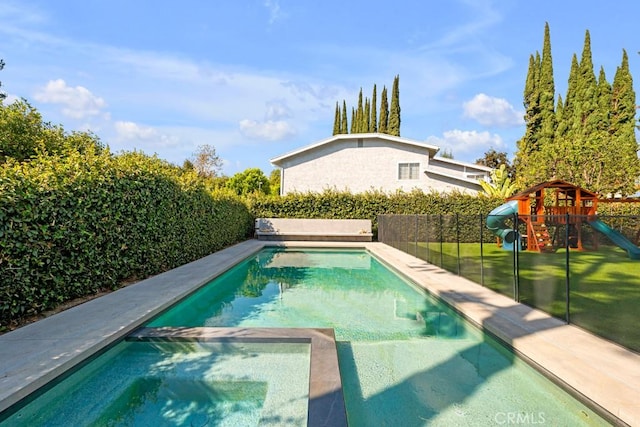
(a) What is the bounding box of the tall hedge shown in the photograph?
[247,189,505,235]
[0,149,253,329]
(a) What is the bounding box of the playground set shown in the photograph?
[487,179,640,259]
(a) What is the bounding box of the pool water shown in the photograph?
[148,248,609,426]
[2,247,609,426]
[1,341,310,426]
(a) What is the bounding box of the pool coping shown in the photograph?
[129,327,347,427]
[0,239,639,426]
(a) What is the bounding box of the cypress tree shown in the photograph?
[350,107,356,133]
[515,53,542,188]
[356,88,364,133]
[333,102,340,135]
[610,49,640,194]
[341,101,348,135]
[388,75,401,136]
[379,86,389,134]
[364,98,371,133]
[371,84,378,132]
[538,23,556,152]
[547,94,566,178]
[569,30,599,190]
[551,55,579,184]
[590,67,613,190]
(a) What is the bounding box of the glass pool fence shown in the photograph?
[378,213,640,353]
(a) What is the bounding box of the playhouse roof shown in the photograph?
[507,179,598,201]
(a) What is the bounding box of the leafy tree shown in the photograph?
[388,75,401,136]
[379,86,389,134]
[356,88,364,133]
[182,159,195,171]
[191,144,223,178]
[268,169,281,196]
[480,164,517,197]
[476,149,515,177]
[0,99,103,163]
[226,167,270,196]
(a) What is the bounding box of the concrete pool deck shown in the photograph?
[0,240,638,425]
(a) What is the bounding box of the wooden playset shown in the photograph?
[506,180,598,252]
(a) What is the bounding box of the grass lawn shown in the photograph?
[405,241,640,353]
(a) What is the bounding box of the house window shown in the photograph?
[398,162,420,180]
[465,173,486,180]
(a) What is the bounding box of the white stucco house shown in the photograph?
[270,133,492,195]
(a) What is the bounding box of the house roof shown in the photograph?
[425,168,486,187]
[507,179,599,200]
[270,133,440,166]
[429,156,493,172]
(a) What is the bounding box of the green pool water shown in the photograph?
[2,247,610,426]
[1,341,310,426]
[147,248,609,426]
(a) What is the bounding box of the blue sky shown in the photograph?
[1,0,638,175]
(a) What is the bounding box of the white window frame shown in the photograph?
[398,162,420,180]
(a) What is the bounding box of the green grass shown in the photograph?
[405,241,640,352]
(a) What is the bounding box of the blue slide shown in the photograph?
[487,200,519,250]
[588,219,640,260]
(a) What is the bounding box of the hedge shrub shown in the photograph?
[247,189,505,238]
[0,149,253,329]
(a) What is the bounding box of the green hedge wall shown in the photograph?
[247,189,505,235]
[0,150,253,329]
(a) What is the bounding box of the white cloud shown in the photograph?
[427,129,503,156]
[34,79,106,119]
[264,0,283,25]
[239,119,296,141]
[114,121,178,147]
[265,100,291,120]
[463,93,523,127]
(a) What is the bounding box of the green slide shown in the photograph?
[588,219,640,260]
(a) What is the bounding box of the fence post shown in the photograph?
[565,212,571,324]
[456,213,461,275]
[413,214,419,258]
[513,212,519,302]
[439,214,444,268]
[426,215,430,261]
[480,213,484,286]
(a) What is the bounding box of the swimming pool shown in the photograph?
[147,248,608,425]
[1,247,609,426]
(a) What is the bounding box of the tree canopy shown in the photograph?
[190,144,223,178]
[476,148,515,178]
[225,167,270,196]
[515,24,639,196]
[0,99,104,163]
